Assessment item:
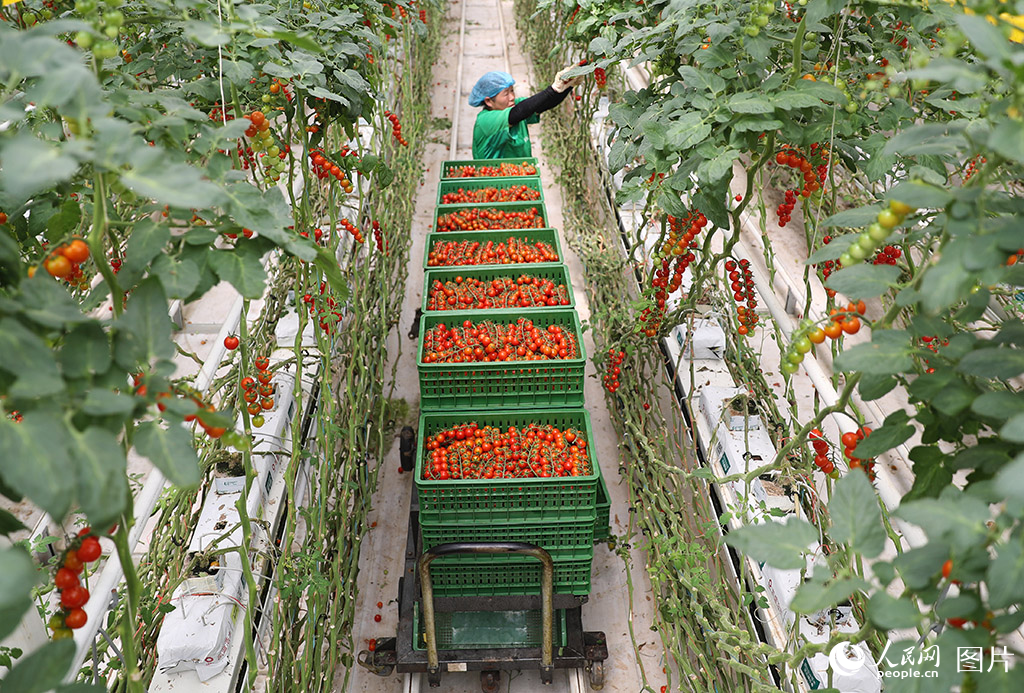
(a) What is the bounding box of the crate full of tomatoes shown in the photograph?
[423,230,562,269]
[441,157,538,179]
[423,266,575,312]
[432,202,547,232]
[415,408,602,524]
[436,176,543,206]
[418,311,586,410]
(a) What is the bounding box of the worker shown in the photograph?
[469,67,584,160]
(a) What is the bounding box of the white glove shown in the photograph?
[552,66,585,93]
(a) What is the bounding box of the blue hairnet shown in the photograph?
[469,71,515,107]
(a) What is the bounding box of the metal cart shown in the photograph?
[358,491,608,691]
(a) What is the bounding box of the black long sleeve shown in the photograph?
[506,86,571,126]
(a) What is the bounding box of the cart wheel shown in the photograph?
[480,670,500,693]
[587,661,605,690]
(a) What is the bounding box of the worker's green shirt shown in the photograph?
[471,98,540,160]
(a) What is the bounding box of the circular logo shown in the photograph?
[829,642,868,676]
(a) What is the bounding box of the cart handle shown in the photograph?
[418,542,555,684]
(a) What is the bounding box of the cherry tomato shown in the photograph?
[64,550,84,574]
[62,240,90,264]
[77,536,102,563]
[876,209,900,229]
[61,585,90,609]
[224,336,240,350]
[55,568,79,591]
[65,608,88,629]
[941,559,952,579]
[841,432,859,448]
[46,255,73,279]
[252,414,265,427]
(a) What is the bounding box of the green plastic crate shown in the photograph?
[432,202,548,233]
[412,606,568,651]
[423,229,563,270]
[436,176,543,207]
[420,517,596,555]
[595,473,611,542]
[426,554,593,596]
[417,309,587,410]
[415,408,601,525]
[423,265,576,313]
[441,158,539,179]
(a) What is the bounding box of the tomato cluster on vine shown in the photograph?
[48,528,105,640]
[842,426,876,480]
[426,237,559,267]
[602,348,625,393]
[448,162,538,177]
[814,235,836,296]
[839,199,914,268]
[919,334,951,375]
[776,189,797,228]
[782,302,866,374]
[727,259,757,336]
[808,429,840,479]
[423,421,591,480]
[31,238,91,289]
[435,207,545,232]
[773,144,828,201]
[421,318,578,364]
[383,110,408,146]
[426,274,570,310]
[301,281,346,335]
[240,359,275,428]
[440,185,541,204]
[339,218,365,244]
[372,220,386,254]
[594,67,607,90]
[308,149,354,192]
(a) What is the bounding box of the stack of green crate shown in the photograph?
[417,158,608,597]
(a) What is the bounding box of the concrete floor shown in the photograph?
[344,0,664,691]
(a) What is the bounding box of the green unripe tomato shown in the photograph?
[93,40,118,60]
[744,26,760,37]
[800,318,815,330]
[76,31,94,49]
[858,231,876,250]
[805,32,817,42]
[887,85,902,99]
[76,0,97,13]
[24,14,38,26]
[794,337,813,354]
[104,25,119,38]
[839,252,855,268]
[787,351,805,364]
[798,0,807,5]
[103,10,124,27]
[760,2,774,13]
[865,79,880,91]
[262,94,272,103]
[828,470,840,480]
[754,15,768,28]
[267,145,280,158]
[868,222,889,242]
[877,208,901,229]
[848,242,868,261]
[781,361,799,375]
[845,102,859,113]
[41,9,53,19]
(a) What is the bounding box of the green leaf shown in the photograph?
[0,507,27,536]
[665,112,711,150]
[208,245,268,299]
[858,372,897,401]
[58,322,112,379]
[887,180,952,210]
[853,410,914,458]
[46,199,82,238]
[770,91,824,110]
[989,119,1024,165]
[134,421,200,488]
[0,134,79,205]
[0,546,39,613]
[81,389,136,416]
[894,541,950,589]
[920,239,976,314]
[833,330,915,375]
[314,247,349,301]
[732,116,784,133]
[829,471,887,558]
[697,148,738,183]
[825,264,902,299]
[866,592,921,629]
[71,427,130,529]
[904,446,953,502]
[727,93,774,114]
[182,20,230,47]
[987,539,1024,609]
[971,391,1024,422]
[932,380,978,417]
[120,220,171,279]
[116,277,174,362]
[805,234,856,264]
[678,65,726,94]
[20,276,90,329]
[1001,412,1024,443]
[269,29,324,54]
[882,122,967,159]
[897,493,991,552]
[724,517,818,570]
[122,148,225,209]
[0,316,65,397]
[1,639,76,693]
[956,13,1011,62]
[958,347,1024,380]
[819,205,881,229]
[790,576,869,614]
[152,255,201,299]
[0,413,75,520]
[0,599,33,642]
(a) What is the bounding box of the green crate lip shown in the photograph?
[416,308,588,370]
[422,229,564,270]
[419,517,597,556]
[427,546,595,565]
[432,201,549,233]
[436,176,544,207]
[595,472,611,542]
[427,557,593,596]
[440,157,539,179]
[415,408,601,490]
[422,265,576,313]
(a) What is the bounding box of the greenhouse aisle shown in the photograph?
[344,0,666,691]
